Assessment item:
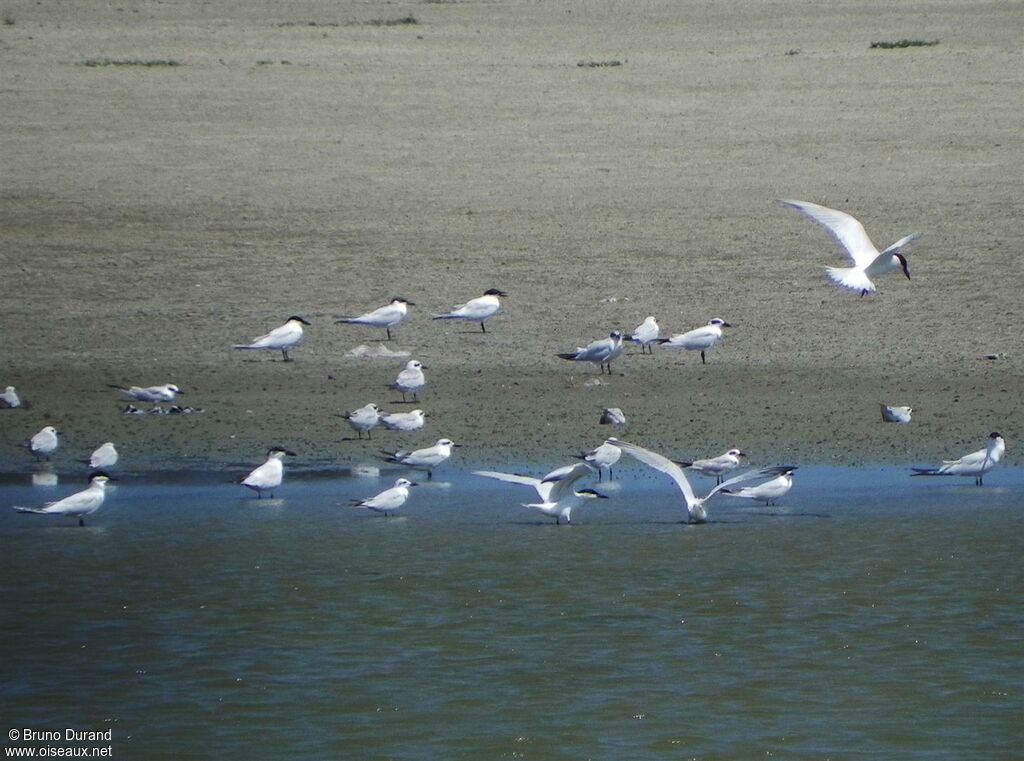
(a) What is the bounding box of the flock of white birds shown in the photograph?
[5,202,1009,526]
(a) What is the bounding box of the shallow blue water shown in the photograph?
[1,465,1022,759]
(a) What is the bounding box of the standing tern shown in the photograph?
[677,448,747,484]
[13,472,116,526]
[721,468,796,506]
[336,298,413,341]
[391,360,427,403]
[431,288,507,332]
[575,440,622,481]
[380,408,426,432]
[911,432,1006,486]
[473,462,607,525]
[382,438,459,479]
[610,438,793,524]
[82,442,119,469]
[658,319,732,365]
[780,199,919,296]
[342,403,381,439]
[880,404,913,424]
[233,316,311,361]
[26,426,59,460]
[628,316,660,354]
[241,446,296,498]
[557,331,625,374]
[350,478,418,517]
[1,386,22,408]
[108,383,183,402]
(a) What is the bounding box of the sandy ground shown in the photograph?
[0,0,1021,474]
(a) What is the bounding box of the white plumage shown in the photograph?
[350,478,417,516]
[658,319,732,365]
[912,432,1005,486]
[431,289,507,332]
[336,298,413,341]
[13,472,114,526]
[474,462,606,525]
[241,447,296,498]
[233,316,311,361]
[781,199,919,296]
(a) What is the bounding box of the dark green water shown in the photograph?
[2,466,1021,759]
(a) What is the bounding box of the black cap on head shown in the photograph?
[288,316,312,325]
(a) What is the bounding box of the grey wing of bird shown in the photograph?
[707,465,797,500]
[541,462,593,502]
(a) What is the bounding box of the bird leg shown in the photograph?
[79,518,85,527]
[386,328,393,341]
[480,322,487,333]
[700,350,706,365]
[282,349,291,362]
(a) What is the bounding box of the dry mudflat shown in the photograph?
[1,1,1020,473]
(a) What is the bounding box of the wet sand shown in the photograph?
[1,1,1020,472]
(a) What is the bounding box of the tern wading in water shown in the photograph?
[474,462,608,525]
[13,472,116,526]
[911,432,1005,486]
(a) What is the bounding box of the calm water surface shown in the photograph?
[1,465,1021,759]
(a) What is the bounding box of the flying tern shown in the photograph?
[722,468,796,506]
[380,408,426,432]
[781,199,920,296]
[658,319,732,364]
[391,360,426,403]
[82,442,118,469]
[881,404,913,424]
[628,316,660,354]
[233,316,311,361]
[557,331,624,374]
[108,383,183,403]
[473,462,607,525]
[382,438,458,479]
[610,438,793,524]
[241,446,296,498]
[349,478,417,517]
[13,472,115,526]
[677,448,747,484]
[342,403,381,439]
[912,432,1006,486]
[336,298,413,341]
[431,288,507,332]
[575,440,622,481]
[1,386,22,408]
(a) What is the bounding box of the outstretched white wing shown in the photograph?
[610,438,698,510]
[540,462,594,503]
[880,232,921,257]
[473,470,546,501]
[781,199,879,269]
